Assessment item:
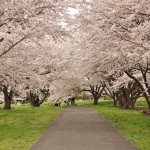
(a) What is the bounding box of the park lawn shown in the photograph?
[135,98,149,107]
[0,103,64,150]
[76,99,150,150]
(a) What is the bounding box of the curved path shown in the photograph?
[29,106,137,150]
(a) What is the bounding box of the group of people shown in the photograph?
[64,97,75,106]
[50,99,61,107]
[50,97,76,107]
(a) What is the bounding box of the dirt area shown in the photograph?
[135,107,150,115]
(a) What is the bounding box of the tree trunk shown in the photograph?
[113,99,117,107]
[89,85,105,105]
[94,96,99,105]
[125,71,150,110]
[31,100,40,107]
[4,96,11,109]
[29,92,40,107]
[2,86,13,110]
[27,91,45,107]
[144,96,150,110]
[128,98,134,110]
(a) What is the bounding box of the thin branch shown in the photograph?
[0,35,28,58]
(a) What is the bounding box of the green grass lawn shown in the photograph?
[76,99,150,150]
[135,98,149,107]
[0,99,149,150]
[0,103,64,150]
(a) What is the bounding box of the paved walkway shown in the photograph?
[29,106,137,150]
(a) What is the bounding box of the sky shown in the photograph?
[60,7,79,29]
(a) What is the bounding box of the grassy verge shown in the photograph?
[0,103,64,150]
[76,99,150,150]
[135,98,148,107]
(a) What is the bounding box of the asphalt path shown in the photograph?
[29,106,137,150]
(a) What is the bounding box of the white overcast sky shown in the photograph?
[67,7,79,16]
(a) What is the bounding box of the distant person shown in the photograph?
[54,99,61,106]
[64,99,71,106]
[71,97,75,106]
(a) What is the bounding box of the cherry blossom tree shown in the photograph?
[68,0,150,110]
[0,0,150,112]
[0,0,73,109]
